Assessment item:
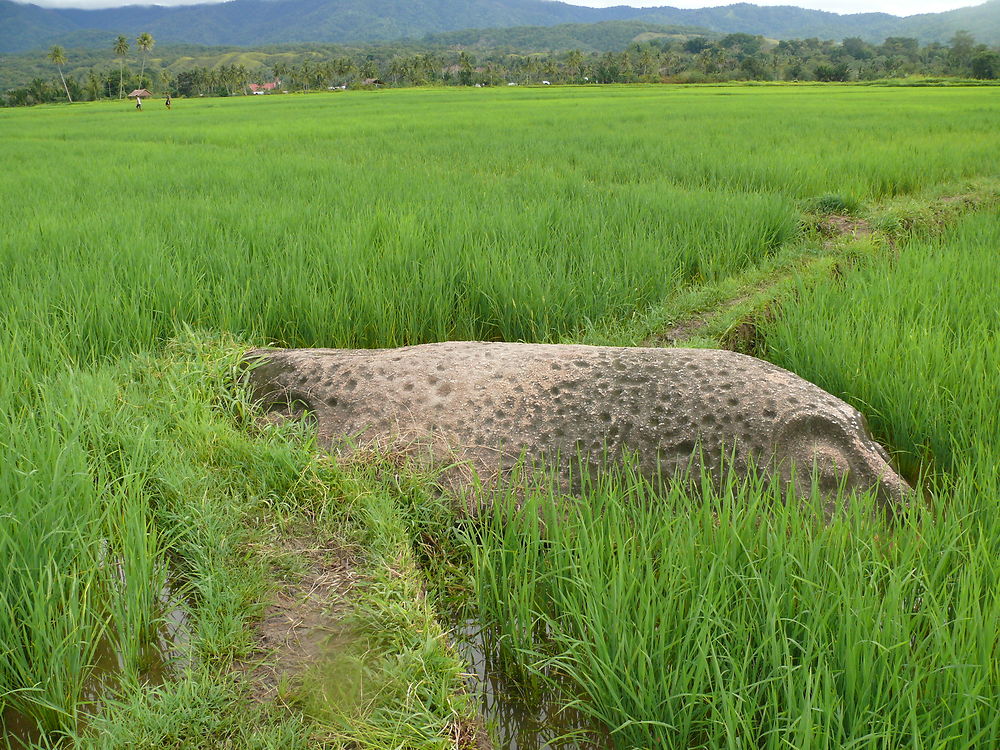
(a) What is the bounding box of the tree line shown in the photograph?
[5,32,156,106]
[5,29,999,106]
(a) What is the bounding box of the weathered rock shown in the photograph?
[244,342,910,514]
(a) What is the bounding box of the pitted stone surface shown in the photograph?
[245,342,909,513]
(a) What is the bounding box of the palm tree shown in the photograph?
[85,69,101,100]
[566,49,584,82]
[114,35,129,98]
[270,62,287,88]
[48,45,73,102]
[160,70,175,97]
[136,32,155,88]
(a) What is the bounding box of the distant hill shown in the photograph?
[904,1,1000,44]
[1,0,615,52]
[0,21,716,90]
[2,0,999,54]
[0,0,79,51]
[420,20,716,53]
[633,4,901,42]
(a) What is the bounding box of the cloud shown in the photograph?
[18,0,227,8]
[13,0,987,15]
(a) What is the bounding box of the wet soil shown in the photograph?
[234,535,359,702]
[450,618,610,750]
[817,214,873,244]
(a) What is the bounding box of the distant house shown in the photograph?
[362,78,385,87]
[128,88,152,98]
[248,81,279,93]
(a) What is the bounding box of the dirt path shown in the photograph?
[236,535,359,703]
[648,205,928,351]
[648,262,804,352]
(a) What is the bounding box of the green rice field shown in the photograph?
[2,85,1000,749]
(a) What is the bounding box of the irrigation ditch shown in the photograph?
[447,616,609,750]
[3,584,189,749]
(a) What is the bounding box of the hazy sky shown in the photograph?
[571,1,983,15]
[16,0,988,15]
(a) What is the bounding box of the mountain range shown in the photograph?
[2,0,999,54]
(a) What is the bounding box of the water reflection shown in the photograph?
[1,586,190,748]
[1,706,42,750]
[451,618,609,750]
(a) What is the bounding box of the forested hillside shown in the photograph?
[2,0,1000,54]
[8,25,1000,107]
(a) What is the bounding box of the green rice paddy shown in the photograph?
[2,85,1000,748]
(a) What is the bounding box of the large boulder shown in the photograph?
[244,342,910,514]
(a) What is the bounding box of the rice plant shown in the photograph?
[766,209,1000,477]
[471,462,1000,749]
[3,86,1000,743]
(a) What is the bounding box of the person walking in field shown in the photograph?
[165,95,172,110]
[135,96,142,111]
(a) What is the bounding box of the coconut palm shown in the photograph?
[114,35,129,98]
[47,45,73,102]
[136,32,155,88]
[566,49,584,81]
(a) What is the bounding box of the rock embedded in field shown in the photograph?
[244,342,910,514]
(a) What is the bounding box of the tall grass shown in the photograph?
[468,202,1000,750]
[0,335,306,735]
[3,86,1000,740]
[766,209,1000,477]
[0,114,805,379]
[3,86,1000,380]
[0,408,108,734]
[471,463,1000,749]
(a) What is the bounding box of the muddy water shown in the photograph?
[154,586,193,676]
[1,589,190,748]
[1,633,123,749]
[1,707,43,750]
[451,618,610,750]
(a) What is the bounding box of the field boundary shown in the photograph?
[643,181,1000,353]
